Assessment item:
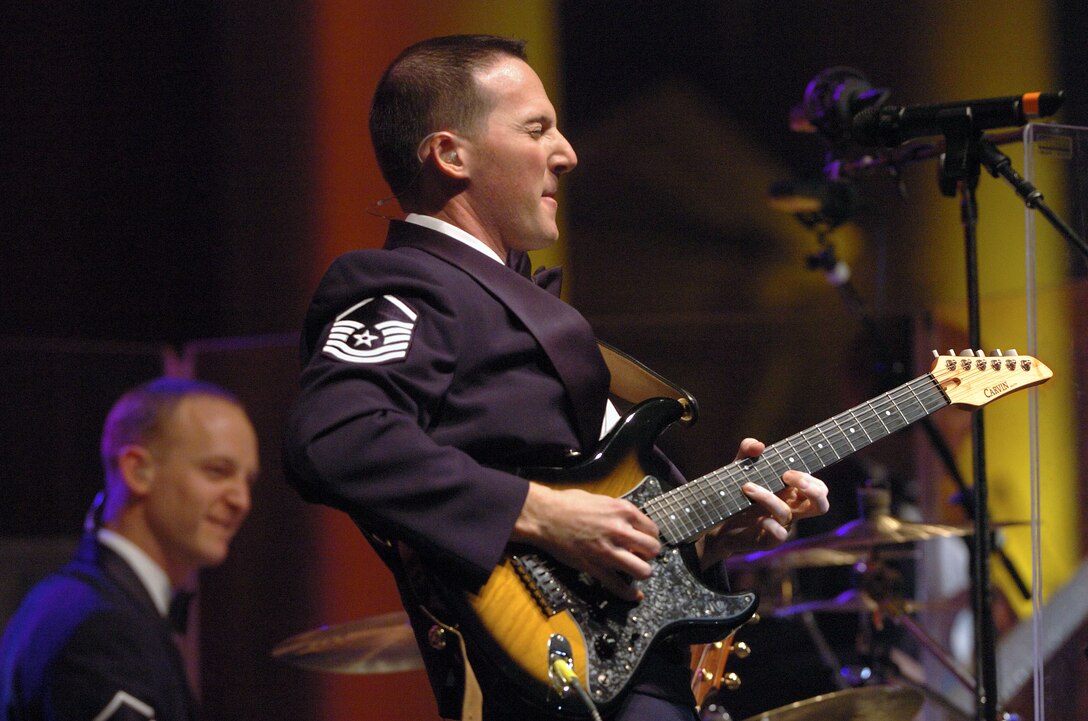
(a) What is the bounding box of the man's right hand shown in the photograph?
[511,482,661,602]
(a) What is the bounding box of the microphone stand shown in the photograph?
[806,90,1082,717]
[934,109,995,721]
[937,119,1087,721]
[804,114,1059,721]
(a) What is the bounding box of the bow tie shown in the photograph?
[506,249,563,297]
[530,265,563,297]
[168,591,195,634]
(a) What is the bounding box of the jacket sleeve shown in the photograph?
[283,252,530,591]
[47,612,173,721]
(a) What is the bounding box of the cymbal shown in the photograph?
[729,546,871,570]
[729,543,920,571]
[765,515,972,556]
[741,685,923,721]
[271,611,423,674]
[771,589,936,618]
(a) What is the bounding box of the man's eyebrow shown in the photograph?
[523,113,555,126]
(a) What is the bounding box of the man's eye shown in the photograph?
[204,464,233,479]
[527,127,544,139]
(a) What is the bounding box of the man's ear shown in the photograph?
[423,132,467,178]
[116,445,155,496]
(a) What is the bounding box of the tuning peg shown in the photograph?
[732,641,752,659]
[1004,349,1018,356]
[723,672,741,690]
[991,349,1002,356]
[959,349,974,357]
[948,348,956,356]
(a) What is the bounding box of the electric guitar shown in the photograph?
[440,350,1052,715]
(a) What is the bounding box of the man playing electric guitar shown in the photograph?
[284,34,830,721]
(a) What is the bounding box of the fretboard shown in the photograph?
[644,372,949,545]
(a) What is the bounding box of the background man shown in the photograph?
[284,35,828,721]
[1,378,258,721]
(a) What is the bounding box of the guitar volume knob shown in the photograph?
[594,632,618,659]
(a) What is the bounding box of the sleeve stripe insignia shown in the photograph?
[92,691,155,721]
[321,295,418,365]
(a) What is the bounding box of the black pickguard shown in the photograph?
[510,475,757,709]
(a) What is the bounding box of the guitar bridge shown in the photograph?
[512,553,572,616]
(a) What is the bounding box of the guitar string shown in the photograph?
[646,374,948,543]
[649,378,933,538]
[649,381,936,541]
[648,356,1042,541]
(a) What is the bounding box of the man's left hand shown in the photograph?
[697,437,830,569]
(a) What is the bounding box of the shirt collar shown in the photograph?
[97,527,173,617]
[403,213,504,265]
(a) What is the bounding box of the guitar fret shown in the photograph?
[864,396,894,435]
[879,389,912,433]
[794,430,825,471]
[829,414,859,453]
[848,407,875,444]
[778,437,813,473]
[817,418,854,460]
[835,408,870,443]
[759,445,793,490]
[673,486,718,536]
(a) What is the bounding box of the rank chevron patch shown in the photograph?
[321,295,418,365]
[92,691,155,721]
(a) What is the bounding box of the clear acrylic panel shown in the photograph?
[1015,123,1088,721]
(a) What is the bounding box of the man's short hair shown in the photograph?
[100,377,243,473]
[369,34,528,201]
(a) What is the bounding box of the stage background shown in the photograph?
[3,2,1085,719]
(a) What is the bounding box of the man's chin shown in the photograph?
[528,224,560,250]
[196,542,232,569]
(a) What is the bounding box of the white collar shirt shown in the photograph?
[97,527,173,617]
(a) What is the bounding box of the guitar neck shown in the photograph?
[645,372,949,545]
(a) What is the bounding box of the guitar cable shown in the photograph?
[550,658,603,721]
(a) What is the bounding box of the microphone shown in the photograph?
[851,91,1064,147]
[791,67,890,147]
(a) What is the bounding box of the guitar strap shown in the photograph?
[418,606,483,721]
[597,340,699,424]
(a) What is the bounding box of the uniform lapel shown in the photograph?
[78,534,198,712]
[76,534,162,624]
[386,221,609,452]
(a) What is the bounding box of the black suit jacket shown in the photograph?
[285,221,611,590]
[0,534,196,721]
[283,221,694,717]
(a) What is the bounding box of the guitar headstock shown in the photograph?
[929,349,1052,409]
